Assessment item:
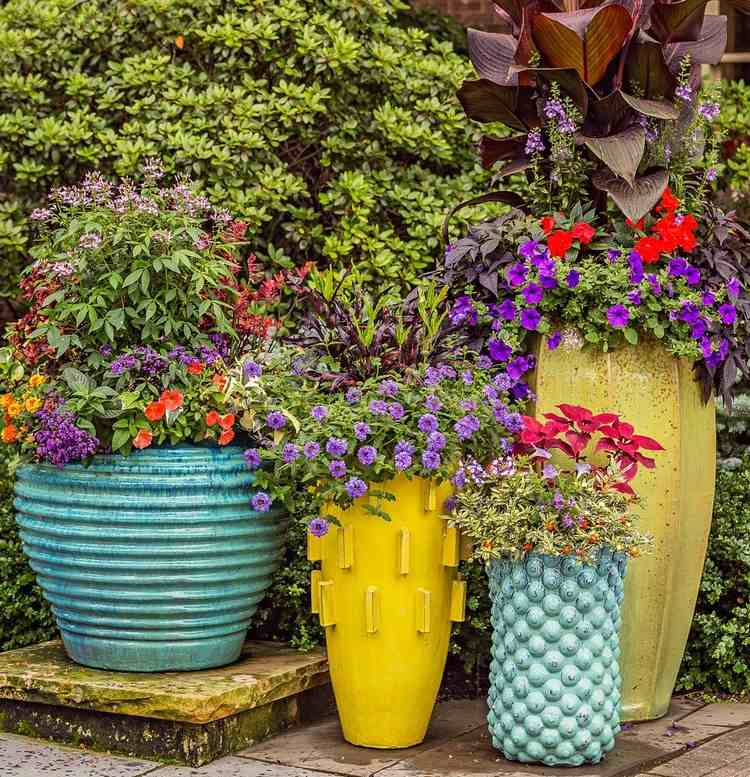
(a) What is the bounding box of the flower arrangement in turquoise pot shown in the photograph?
[0,163,298,671]
[449,404,660,766]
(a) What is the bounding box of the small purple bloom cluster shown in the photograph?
[34,407,99,467]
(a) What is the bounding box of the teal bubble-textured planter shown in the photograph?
[14,444,286,672]
[487,551,627,766]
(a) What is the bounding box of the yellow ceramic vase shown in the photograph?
[308,475,467,748]
[531,333,716,721]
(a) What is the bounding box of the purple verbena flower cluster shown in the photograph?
[34,407,99,467]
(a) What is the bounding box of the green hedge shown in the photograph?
[0,0,498,304]
[714,80,750,222]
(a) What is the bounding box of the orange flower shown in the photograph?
[544,521,556,533]
[212,374,227,391]
[481,540,493,551]
[24,397,42,413]
[206,410,220,426]
[1,425,18,443]
[0,394,13,409]
[7,402,22,418]
[145,401,166,422]
[629,547,641,558]
[219,413,235,431]
[218,429,235,445]
[588,532,600,544]
[133,429,153,449]
[159,390,183,412]
[187,362,205,375]
[522,542,534,553]
[561,544,572,556]
[29,374,46,388]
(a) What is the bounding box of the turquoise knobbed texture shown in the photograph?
[487,551,627,766]
[13,444,286,672]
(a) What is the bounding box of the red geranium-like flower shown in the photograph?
[571,222,596,245]
[540,216,555,235]
[634,236,666,264]
[159,390,183,412]
[145,401,166,422]
[626,217,645,231]
[218,413,235,431]
[657,187,679,215]
[547,230,574,258]
[187,362,205,375]
[133,429,153,449]
[206,410,221,426]
[218,429,235,445]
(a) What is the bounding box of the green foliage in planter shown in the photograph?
[678,460,750,694]
[0,447,56,650]
[0,0,500,307]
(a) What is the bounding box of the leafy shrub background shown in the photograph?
[714,79,750,222]
[0,0,500,313]
[678,460,750,695]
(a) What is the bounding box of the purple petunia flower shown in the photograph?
[422,450,441,470]
[357,446,378,466]
[691,318,707,340]
[669,257,687,277]
[628,290,641,306]
[329,460,347,478]
[395,451,413,470]
[701,290,715,307]
[345,478,368,499]
[345,387,362,403]
[719,303,737,325]
[680,302,700,324]
[427,431,447,451]
[443,496,457,513]
[519,239,540,258]
[607,249,620,263]
[378,379,399,397]
[647,274,662,296]
[498,299,517,321]
[311,405,329,422]
[566,270,580,289]
[389,402,405,420]
[418,413,439,434]
[488,338,512,363]
[326,437,348,457]
[607,305,630,328]
[267,411,286,429]
[309,518,329,537]
[507,355,532,381]
[244,449,262,470]
[354,422,371,441]
[523,283,543,304]
[629,252,644,284]
[449,295,478,326]
[282,443,300,463]
[251,492,272,512]
[243,361,262,379]
[507,263,528,287]
[303,441,321,459]
[548,331,562,350]
[543,463,558,479]
[454,414,481,440]
[685,266,701,286]
[425,394,442,412]
[520,308,541,330]
[728,278,742,298]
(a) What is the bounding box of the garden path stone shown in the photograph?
[677,703,750,729]
[0,732,158,777]
[238,698,487,777]
[648,725,750,776]
[149,755,328,776]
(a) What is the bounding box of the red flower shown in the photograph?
[206,410,221,426]
[218,413,235,431]
[159,390,183,412]
[634,236,666,264]
[626,217,645,231]
[547,230,574,258]
[571,222,596,245]
[187,362,205,375]
[212,374,227,391]
[218,429,235,445]
[145,401,166,422]
[133,429,153,449]
[657,187,679,215]
[540,216,555,235]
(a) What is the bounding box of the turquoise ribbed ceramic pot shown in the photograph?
[487,551,627,766]
[13,444,286,672]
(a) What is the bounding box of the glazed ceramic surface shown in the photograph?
[14,444,286,672]
[308,475,467,748]
[487,551,627,766]
[531,334,716,720]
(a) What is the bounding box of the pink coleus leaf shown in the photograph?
[632,434,665,451]
[557,403,593,422]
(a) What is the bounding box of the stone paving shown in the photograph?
[3,696,750,777]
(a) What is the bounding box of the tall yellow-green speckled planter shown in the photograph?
[530,333,715,722]
[307,475,467,748]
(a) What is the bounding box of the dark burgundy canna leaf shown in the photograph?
[442,190,525,245]
[468,29,519,86]
[582,126,645,185]
[510,65,590,112]
[457,79,538,131]
[624,34,676,98]
[592,167,668,222]
[493,157,533,179]
[479,135,527,169]
[663,15,728,70]
[532,6,632,87]
[650,0,710,42]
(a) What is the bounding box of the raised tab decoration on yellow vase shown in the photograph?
[531,333,716,721]
[311,474,461,748]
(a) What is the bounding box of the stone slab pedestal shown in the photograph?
[0,640,331,767]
